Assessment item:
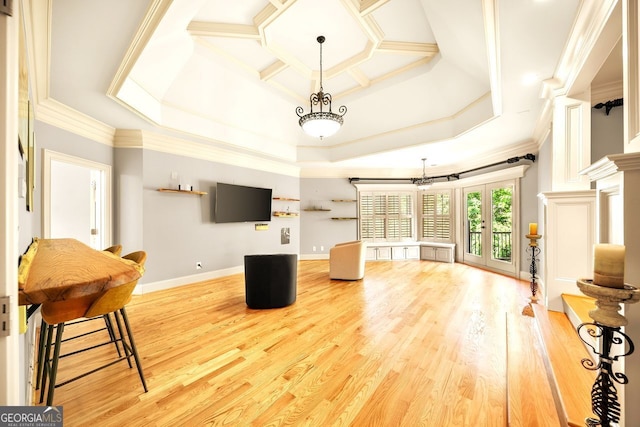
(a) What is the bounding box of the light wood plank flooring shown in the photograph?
[35,260,564,426]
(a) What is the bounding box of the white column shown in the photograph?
[539,191,596,312]
[581,153,640,427]
[623,0,640,153]
[551,94,592,191]
[0,5,21,405]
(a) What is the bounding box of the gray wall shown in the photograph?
[300,178,358,255]
[591,105,624,162]
[133,149,300,283]
[536,132,553,284]
[520,161,539,270]
[19,121,114,251]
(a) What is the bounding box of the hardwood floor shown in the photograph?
[35,260,562,426]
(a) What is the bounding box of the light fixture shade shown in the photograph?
[417,182,433,190]
[299,112,344,139]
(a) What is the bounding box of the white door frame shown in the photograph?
[0,7,20,405]
[42,150,112,246]
[462,179,520,277]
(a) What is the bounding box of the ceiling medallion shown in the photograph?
[296,36,347,139]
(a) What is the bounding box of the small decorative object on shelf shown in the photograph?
[331,217,357,220]
[273,211,299,217]
[273,197,300,201]
[576,277,639,427]
[522,227,541,317]
[331,199,356,202]
[304,208,331,211]
[157,188,207,196]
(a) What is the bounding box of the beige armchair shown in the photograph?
[329,240,367,280]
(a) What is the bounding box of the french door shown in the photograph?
[463,181,517,275]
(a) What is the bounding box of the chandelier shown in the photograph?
[414,158,434,189]
[296,36,347,139]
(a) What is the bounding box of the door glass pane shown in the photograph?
[466,191,482,256]
[491,186,513,262]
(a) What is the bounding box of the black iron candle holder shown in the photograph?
[576,278,640,426]
[526,234,541,301]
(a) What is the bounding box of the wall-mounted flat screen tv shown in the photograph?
[214,182,272,223]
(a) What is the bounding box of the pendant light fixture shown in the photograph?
[296,36,347,139]
[414,158,434,189]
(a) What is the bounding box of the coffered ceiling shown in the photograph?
[35,0,614,176]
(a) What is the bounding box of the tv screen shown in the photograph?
[214,182,272,223]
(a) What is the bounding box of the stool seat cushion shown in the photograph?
[244,254,297,309]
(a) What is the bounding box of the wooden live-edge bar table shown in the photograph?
[18,238,144,316]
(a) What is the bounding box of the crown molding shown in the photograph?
[580,152,640,181]
[114,129,301,177]
[591,80,623,105]
[21,0,52,105]
[106,0,173,98]
[547,0,620,98]
[36,98,116,145]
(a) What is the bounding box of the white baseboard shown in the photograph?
[134,265,244,295]
[300,253,330,260]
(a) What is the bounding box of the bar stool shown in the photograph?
[35,244,124,391]
[39,251,148,405]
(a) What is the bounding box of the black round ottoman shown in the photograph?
[244,254,297,309]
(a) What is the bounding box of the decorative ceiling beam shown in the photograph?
[339,0,385,45]
[377,41,439,57]
[359,0,390,16]
[260,60,288,81]
[254,1,297,46]
[337,57,434,98]
[348,67,370,88]
[187,22,260,39]
[482,0,502,116]
[325,41,375,79]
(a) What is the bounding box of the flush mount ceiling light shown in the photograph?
[296,36,347,139]
[414,158,434,189]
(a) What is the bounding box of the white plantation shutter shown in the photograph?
[420,191,452,241]
[358,191,414,241]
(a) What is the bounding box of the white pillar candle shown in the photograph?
[593,244,625,288]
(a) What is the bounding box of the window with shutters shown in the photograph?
[420,190,452,242]
[359,192,414,241]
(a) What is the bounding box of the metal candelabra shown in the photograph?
[526,234,541,301]
[521,234,542,317]
[576,279,640,427]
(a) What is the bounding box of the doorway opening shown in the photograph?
[42,150,111,250]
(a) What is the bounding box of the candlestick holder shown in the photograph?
[522,234,542,317]
[576,278,640,427]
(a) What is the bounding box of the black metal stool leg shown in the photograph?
[103,314,122,357]
[118,308,147,392]
[45,322,65,406]
[38,324,54,404]
[35,318,47,390]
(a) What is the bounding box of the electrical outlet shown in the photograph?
[312,246,316,252]
[196,262,202,270]
[320,246,324,251]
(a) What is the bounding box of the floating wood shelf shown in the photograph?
[158,188,207,196]
[304,208,331,211]
[273,211,299,217]
[273,197,300,201]
[331,217,357,220]
[331,199,356,202]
